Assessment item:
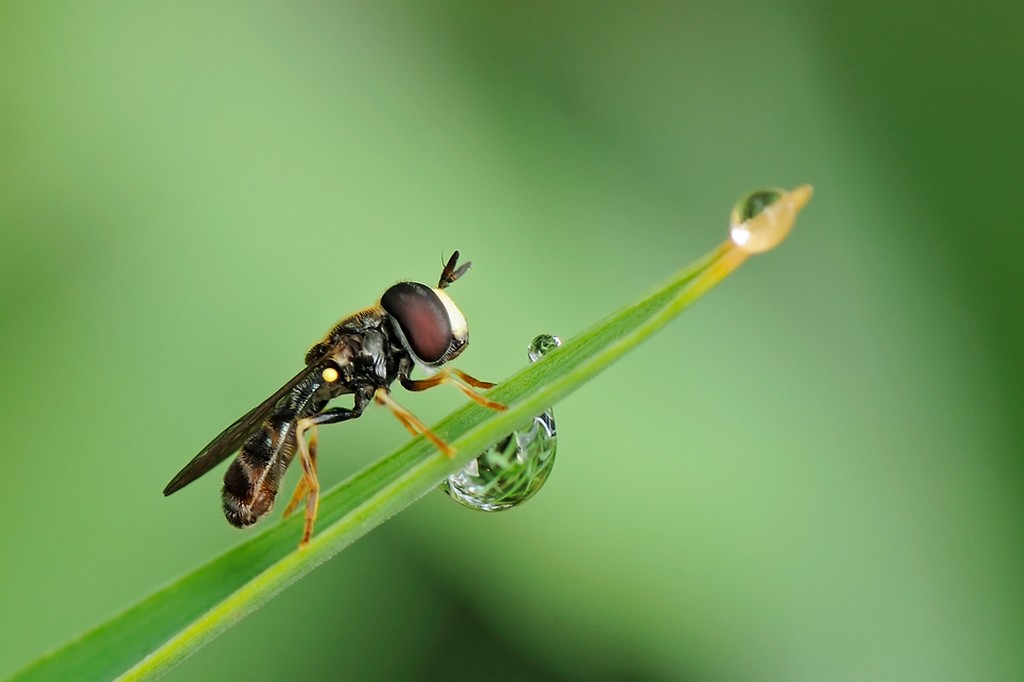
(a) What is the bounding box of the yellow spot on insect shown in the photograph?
[322,367,339,383]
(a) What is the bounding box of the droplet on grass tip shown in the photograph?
[729,184,813,254]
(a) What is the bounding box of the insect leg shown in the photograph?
[400,368,507,411]
[294,419,319,547]
[282,426,318,519]
[374,388,456,457]
[289,403,368,547]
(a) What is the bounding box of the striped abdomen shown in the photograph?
[222,418,297,527]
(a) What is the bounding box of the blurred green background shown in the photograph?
[2,2,1022,680]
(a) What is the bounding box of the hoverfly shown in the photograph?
[163,252,504,546]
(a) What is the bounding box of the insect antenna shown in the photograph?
[438,250,471,289]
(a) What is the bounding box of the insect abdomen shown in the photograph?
[222,420,295,527]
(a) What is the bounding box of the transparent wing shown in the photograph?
[163,357,329,496]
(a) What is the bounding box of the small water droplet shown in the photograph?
[441,334,560,511]
[729,184,813,254]
[527,333,561,362]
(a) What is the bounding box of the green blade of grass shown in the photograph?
[9,186,812,682]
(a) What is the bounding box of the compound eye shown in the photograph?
[381,282,453,364]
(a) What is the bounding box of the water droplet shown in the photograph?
[441,334,560,511]
[729,184,813,254]
[527,333,561,362]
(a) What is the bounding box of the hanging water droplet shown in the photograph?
[729,184,813,254]
[440,334,560,511]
